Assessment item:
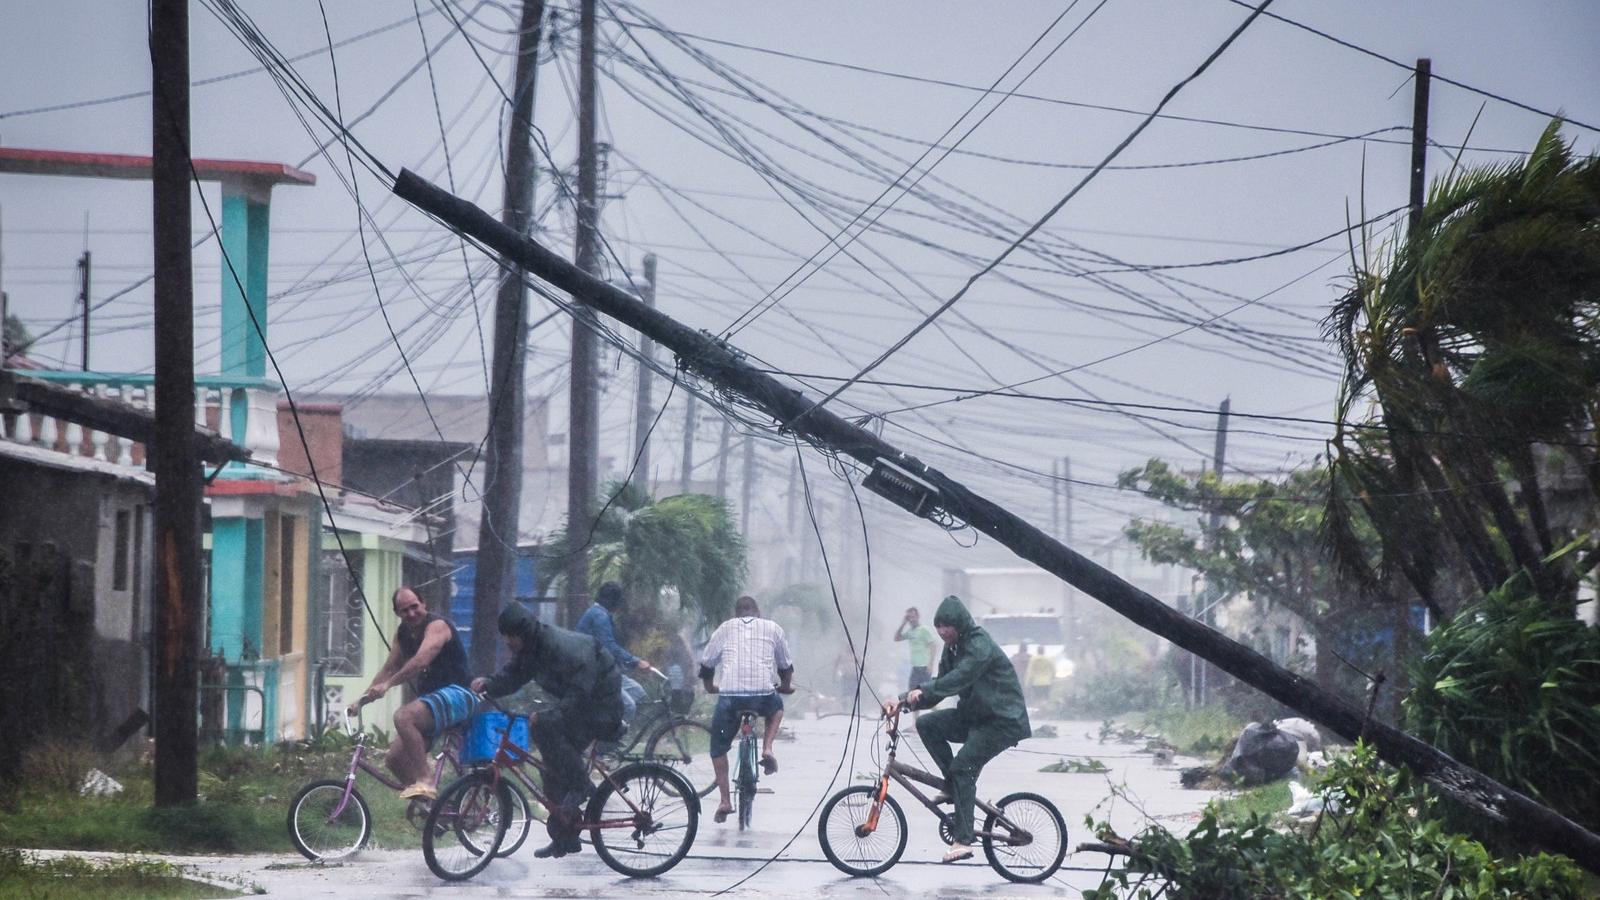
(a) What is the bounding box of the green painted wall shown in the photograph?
[320,534,405,735]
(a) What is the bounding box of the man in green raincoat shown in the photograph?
[886,595,1031,863]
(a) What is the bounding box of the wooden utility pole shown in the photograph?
[393,171,1600,875]
[150,0,202,808]
[472,0,544,669]
[77,251,91,370]
[632,254,657,491]
[679,393,696,493]
[565,0,600,625]
[1409,58,1432,239]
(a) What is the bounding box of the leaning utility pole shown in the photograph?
[472,0,544,670]
[632,254,657,490]
[565,0,601,625]
[150,0,202,808]
[391,171,1600,874]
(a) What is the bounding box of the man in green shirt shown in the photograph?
[893,606,939,692]
[887,595,1031,863]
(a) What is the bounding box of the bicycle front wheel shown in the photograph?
[588,762,699,877]
[422,772,509,881]
[981,791,1067,883]
[817,785,906,877]
[644,718,716,799]
[288,779,371,861]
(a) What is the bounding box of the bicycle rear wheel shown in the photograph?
[736,735,757,831]
[981,791,1067,883]
[644,718,716,799]
[495,779,534,858]
[817,785,906,877]
[287,779,370,861]
[422,772,509,881]
[588,762,699,877]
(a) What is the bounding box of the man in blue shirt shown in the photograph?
[574,582,651,723]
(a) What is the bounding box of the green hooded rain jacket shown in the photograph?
[915,595,1031,739]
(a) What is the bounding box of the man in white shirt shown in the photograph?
[699,595,795,823]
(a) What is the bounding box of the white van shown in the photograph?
[981,613,1076,680]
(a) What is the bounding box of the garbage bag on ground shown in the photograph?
[1218,721,1299,785]
[1273,717,1322,753]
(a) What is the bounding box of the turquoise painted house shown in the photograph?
[196,160,321,743]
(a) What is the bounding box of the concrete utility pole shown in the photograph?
[1061,455,1073,545]
[740,434,754,539]
[679,394,696,493]
[393,171,1600,876]
[1196,397,1230,706]
[715,419,731,500]
[785,457,799,583]
[77,250,91,370]
[472,0,544,670]
[1051,459,1060,539]
[565,0,601,625]
[632,254,657,491]
[150,0,202,808]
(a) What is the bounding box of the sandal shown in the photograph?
[760,753,778,775]
[713,805,733,824]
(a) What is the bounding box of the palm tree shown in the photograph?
[545,480,746,636]
[1324,119,1600,616]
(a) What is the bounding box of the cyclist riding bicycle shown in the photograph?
[882,594,1031,863]
[574,581,652,725]
[349,587,473,801]
[699,595,794,824]
[471,602,624,859]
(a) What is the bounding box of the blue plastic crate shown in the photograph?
[461,710,530,765]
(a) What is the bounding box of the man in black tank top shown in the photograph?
[349,587,473,799]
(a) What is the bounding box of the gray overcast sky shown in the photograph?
[3,1,1599,603]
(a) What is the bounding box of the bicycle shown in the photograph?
[816,703,1067,883]
[286,706,533,862]
[422,699,700,882]
[601,666,716,799]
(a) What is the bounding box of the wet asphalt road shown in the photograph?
[30,713,1216,898]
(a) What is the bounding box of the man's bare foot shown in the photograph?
[714,804,733,824]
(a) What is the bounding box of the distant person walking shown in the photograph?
[893,606,939,692]
[1026,649,1055,707]
[1010,642,1032,684]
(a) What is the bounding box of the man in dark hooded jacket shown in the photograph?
[887,595,1031,863]
[471,602,624,859]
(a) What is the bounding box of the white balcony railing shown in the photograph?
[1,372,277,470]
